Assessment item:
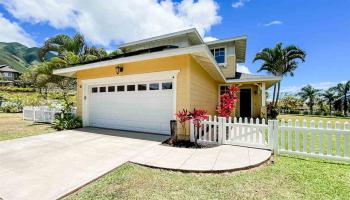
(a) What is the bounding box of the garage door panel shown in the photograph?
[88,81,173,135]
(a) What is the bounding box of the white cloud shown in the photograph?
[237,63,251,74]
[0,14,36,46]
[280,81,346,95]
[203,36,218,42]
[0,0,222,47]
[263,20,283,27]
[232,0,250,8]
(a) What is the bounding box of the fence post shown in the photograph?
[33,107,36,122]
[268,120,273,150]
[269,120,279,154]
[190,119,194,142]
[218,117,224,144]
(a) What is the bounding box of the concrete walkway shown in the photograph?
[130,144,271,172]
[0,128,271,200]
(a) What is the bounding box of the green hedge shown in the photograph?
[0,87,35,93]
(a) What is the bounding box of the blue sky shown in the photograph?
[0,0,349,94]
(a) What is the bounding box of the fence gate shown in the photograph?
[222,117,272,150]
[190,116,273,150]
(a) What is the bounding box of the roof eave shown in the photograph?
[53,44,226,82]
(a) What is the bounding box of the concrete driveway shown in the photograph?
[0,128,168,200]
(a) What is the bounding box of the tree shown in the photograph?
[38,33,107,62]
[253,43,306,106]
[298,85,320,114]
[278,96,303,112]
[322,89,336,115]
[331,81,350,116]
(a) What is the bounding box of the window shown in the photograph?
[162,82,172,90]
[92,87,98,93]
[99,87,106,93]
[127,85,135,91]
[211,47,225,64]
[108,86,115,92]
[138,84,147,91]
[149,83,159,90]
[117,85,125,92]
[220,85,229,95]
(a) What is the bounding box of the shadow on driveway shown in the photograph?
[77,127,169,142]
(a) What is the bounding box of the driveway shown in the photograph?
[0,128,168,200]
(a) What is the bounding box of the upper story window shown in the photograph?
[211,48,225,64]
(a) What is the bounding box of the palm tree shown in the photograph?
[322,89,336,115]
[331,81,350,116]
[298,85,320,114]
[253,43,306,106]
[38,33,107,62]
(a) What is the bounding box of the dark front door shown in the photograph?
[240,89,251,118]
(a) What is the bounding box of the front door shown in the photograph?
[240,89,251,118]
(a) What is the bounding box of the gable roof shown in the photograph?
[0,65,20,73]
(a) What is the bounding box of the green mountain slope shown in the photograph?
[0,42,55,72]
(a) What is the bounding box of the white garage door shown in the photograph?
[88,80,174,135]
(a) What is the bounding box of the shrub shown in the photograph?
[0,86,35,93]
[53,102,82,130]
[267,103,279,119]
[217,86,239,117]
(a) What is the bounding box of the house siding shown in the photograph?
[189,56,218,116]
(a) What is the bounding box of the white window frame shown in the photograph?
[210,46,227,66]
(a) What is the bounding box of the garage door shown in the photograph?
[88,80,174,135]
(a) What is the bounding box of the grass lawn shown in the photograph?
[0,112,55,141]
[65,156,350,200]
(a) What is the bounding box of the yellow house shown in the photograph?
[53,28,281,138]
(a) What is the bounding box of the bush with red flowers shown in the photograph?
[217,86,240,117]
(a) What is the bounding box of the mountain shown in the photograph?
[0,42,55,72]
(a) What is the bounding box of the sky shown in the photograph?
[0,0,349,95]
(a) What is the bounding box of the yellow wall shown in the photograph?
[189,56,218,116]
[220,55,236,78]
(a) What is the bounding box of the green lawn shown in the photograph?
[0,112,55,141]
[65,156,350,200]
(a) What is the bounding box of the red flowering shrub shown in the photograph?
[217,86,240,117]
[189,108,209,128]
[176,109,191,130]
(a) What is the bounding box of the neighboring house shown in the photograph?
[0,65,21,81]
[53,28,281,138]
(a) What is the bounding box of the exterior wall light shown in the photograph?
[115,66,123,74]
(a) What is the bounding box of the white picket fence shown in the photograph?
[23,106,76,123]
[190,116,350,162]
[277,119,350,162]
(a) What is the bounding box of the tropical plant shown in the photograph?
[189,109,208,147]
[217,86,240,117]
[298,85,320,114]
[278,96,303,112]
[321,89,336,115]
[38,33,107,62]
[176,109,190,133]
[331,81,350,116]
[253,43,306,106]
[53,101,82,130]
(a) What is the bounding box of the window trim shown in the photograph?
[210,46,227,66]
